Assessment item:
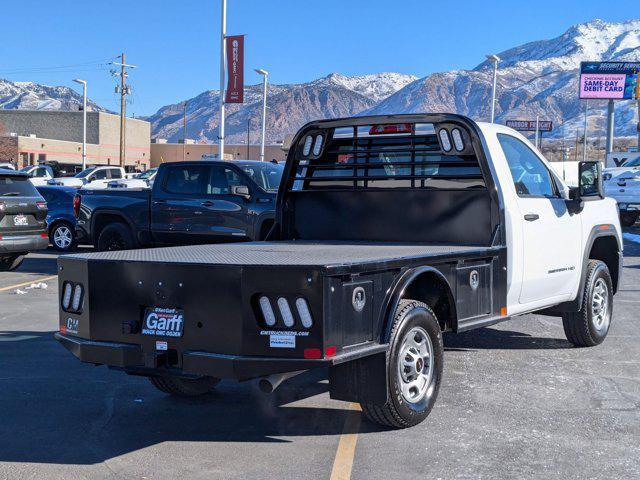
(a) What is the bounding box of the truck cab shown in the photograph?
[55,114,621,429]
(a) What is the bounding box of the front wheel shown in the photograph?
[149,375,220,397]
[361,299,443,429]
[0,254,25,272]
[562,260,613,347]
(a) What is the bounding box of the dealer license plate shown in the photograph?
[13,214,28,226]
[142,307,184,337]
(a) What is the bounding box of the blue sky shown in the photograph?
[1,0,637,115]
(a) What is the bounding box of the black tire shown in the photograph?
[97,223,135,251]
[148,375,220,397]
[50,221,77,252]
[562,260,613,347]
[0,254,25,272]
[361,299,444,429]
[619,211,638,227]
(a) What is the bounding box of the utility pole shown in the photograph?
[485,54,500,123]
[605,99,615,157]
[73,79,87,170]
[111,54,137,168]
[183,101,188,161]
[534,115,539,149]
[255,69,269,161]
[219,0,227,159]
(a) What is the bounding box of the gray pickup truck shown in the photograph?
[74,160,283,250]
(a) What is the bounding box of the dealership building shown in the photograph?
[149,140,286,167]
[0,110,151,172]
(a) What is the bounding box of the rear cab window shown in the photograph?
[0,175,39,197]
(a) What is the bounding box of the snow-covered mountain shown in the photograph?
[371,19,640,138]
[0,79,105,112]
[146,72,417,144]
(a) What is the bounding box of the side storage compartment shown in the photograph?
[455,262,492,320]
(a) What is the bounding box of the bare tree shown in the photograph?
[0,122,18,166]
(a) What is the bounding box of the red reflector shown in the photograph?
[303,348,322,359]
[325,346,337,358]
[60,325,67,334]
[73,194,81,218]
[36,201,47,210]
[369,123,412,135]
[598,225,610,230]
[40,233,48,238]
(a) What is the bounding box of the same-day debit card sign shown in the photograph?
[579,61,640,100]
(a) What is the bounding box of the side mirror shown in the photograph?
[231,185,251,199]
[578,161,603,199]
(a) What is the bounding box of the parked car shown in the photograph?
[604,169,640,226]
[56,114,621,429]
[0,169,49,271]
[20,164,55,186]
[54,166,126,189]
[36,186,79,252]
[74,160,284,250]
[0,162,16,170]
[105,167,159,189]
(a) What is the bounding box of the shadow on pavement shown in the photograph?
[0,330,374,466]
[443,327,572,351]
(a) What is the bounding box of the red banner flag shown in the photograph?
[225,35,244,103]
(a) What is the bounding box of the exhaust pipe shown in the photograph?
[258,370,304,393]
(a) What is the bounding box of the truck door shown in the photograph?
[497,134,581,305]
[150,163,211,245]
[196,165,252,242]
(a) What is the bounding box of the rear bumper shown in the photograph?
[54,332,386,381]
[0,233,48,254]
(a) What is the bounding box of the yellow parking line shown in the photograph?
[329,403,362,480]
[0,275,58,292]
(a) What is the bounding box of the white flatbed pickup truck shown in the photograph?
[55,114,622,429]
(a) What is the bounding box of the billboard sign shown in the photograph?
[225,35,244,103]
[505,120,553,132]
[579,62,640,100]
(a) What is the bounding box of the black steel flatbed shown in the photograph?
[67,241,502,275]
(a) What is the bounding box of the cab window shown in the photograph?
[497,134,557,198]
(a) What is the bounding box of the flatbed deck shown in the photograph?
[68,242,500,274]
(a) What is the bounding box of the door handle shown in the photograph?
[201,201,214,207]
[524,213,540,222]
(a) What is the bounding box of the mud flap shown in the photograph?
[328,352,388,406]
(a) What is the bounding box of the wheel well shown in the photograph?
[401,271,456,332]
[259,219,275,240]
[93,213,128,245]
[589,236,619,292]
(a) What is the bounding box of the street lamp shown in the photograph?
[73,79,87,170]
[485,54,500,123]
[255,68,269,162]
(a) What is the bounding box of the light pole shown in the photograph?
[486,54,500,123]
[255,68,269,162]
[73,79,87,170]
[219,0,227,159]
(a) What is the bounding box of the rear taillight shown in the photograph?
[36,201,47,210]
[73,194,81,218]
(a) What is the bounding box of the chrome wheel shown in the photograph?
[397,326,434,404]
[591,278,610,332]
[53,225,73,249]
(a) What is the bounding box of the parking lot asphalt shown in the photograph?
[1,238,639,480]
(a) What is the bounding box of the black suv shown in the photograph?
[0,169,49,271]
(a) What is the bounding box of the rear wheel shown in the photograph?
[148,375,220,397]
[0,254,25,272]
[361,299,443,429]
[562,260,613,347]
[50,221,77,252]
[619,211,638,227]
[97,223,135,251]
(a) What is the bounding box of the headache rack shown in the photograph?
[287,121,486,192]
